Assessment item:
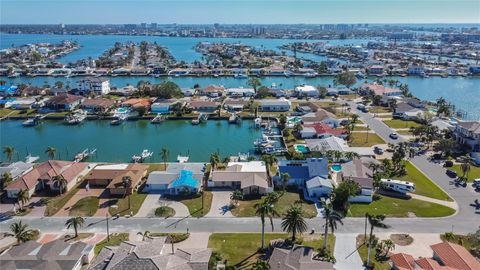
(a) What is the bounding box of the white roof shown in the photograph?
[226,88,255,93]
[226,161,266,172]
[306,176,333,190]
[295,85,317,93]
[305,137,349,152]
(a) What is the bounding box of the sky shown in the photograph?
[1,0,479,24]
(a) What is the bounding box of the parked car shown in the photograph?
[473,179,480,187]
[446,169,457,178]
[389,133,399,139]
[374,146,384,154]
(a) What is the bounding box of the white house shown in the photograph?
[258,98,291,112]
[305,176,333,198]
[226,87,255,97]
[294,85,318,97]
[453,121,480,152]
[145,163,205,194]
[77,78,110,95]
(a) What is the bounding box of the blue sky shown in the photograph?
[1,0,479,24]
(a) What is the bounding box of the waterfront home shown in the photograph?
[266,67,287,76]
[367,65,384,75]
[226,87,255,97]
[453,121,480,151]
[301,108,340,127]
[0,161,34,181]
[407,65,425,75]
[198,85,225,98]
[84,163,148,196]
[0,85,18,97]
[145,163,204,194]
[294,85,318,97]
[360,83,403,97]
[47,87,70,96]
[277,158,329,187]
[112,67,131,75]
[110,85,138,96]
[77,78,111,95]
[4,160,90,199]
[7,97,41,110]
[121,98,151,110]
[268,245,334,270]
[393,100,427,121]
[224,99,248,112]
[469,66,480,75]
[181,88,196,97]
[305,137,375,157]
[390,242,480,270]
[209,161,272,195]
[80,98,116,113]
[89,237,212,270]
[151,99,182,114]
[188,100,220,112]
[258,98,291,112]
[19,86,47,96]
[0,239,94,270]
[300,123,348,139]
[44,94,84,111]
[334,159,374,203]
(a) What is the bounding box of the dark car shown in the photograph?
[446,169,457,178]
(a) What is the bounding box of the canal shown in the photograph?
[0,119,262,162]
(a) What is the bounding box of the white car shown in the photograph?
[389,132,399,139]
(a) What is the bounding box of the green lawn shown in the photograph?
[149,233,189,243]
[349,132,385,147]
[383,119,421,129]
[370,106,392,114]
[348,195,455,217]
[146,163,167,174]
[397,129,413,135]
[231,191,317,218]
[208,233,335,268]
[155,206,175,218]
[356,236,390,270]
[166,191,213,218]
[44,183,81,216]
[0,108,37,117]
[94,233,129,255]
[109,192,148,217]
[352,125,370,131]
[397,162,452,201]
[69,196,99,216]
[450,164,480,182]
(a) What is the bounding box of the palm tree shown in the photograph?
[52,175,68,195]
[230,190,243,207]
[1,172,13,191]
[261,154,278,180]
[333,151,343,163]
[3,146,15,162]
[17,189,30,210]
[380,239,395,257]
[122,176,132,209]
[344,151,360,161]
[322,203,343,250]
[351,114,359,124]
[254,199,279,250]
[160,147,169,168]
[460,156,471,180]
[281,205,307,242]
[209,152,220,171]
[45,147,56,160]
[281,173,290,190]
[366,214,389,266]
[252,259,270,270]
[65,217,85,238]
[137,230,151,241]
[9,221,34,244]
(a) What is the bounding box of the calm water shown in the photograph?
[0,120,261,162]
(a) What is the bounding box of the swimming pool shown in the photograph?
[331,164,342,172]
[115,107,130,114]
[294,144,310,154]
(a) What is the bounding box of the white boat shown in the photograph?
[199,113,208,123]
[111,114,127,125]
[177,155,189,163]
[254,117,262,128]
[191,119,200,125]
[234,74,248,79]
[132,149,154,163]
[25,154,39,163]
[151,114,165,124]
[228,113,241,124]
[380,179,416,194]
[22,115,43,127]
[65,110,87,125]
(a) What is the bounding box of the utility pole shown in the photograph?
[106,213,110,242]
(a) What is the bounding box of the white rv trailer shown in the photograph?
[380,179,416,194]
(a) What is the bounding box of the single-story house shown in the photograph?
[0,161,34,181]
[0,239,94,270]
[226,87,255,97]
[306,137,375,157]
[367,65,384,75]
[181,88,195,97]
[300,123,348,139]
[301,108,340,127]
[5,160,90,199]
[268,245,334,270]
[199,85,225,98]
[360,83,403,97]
[80,98,116,112]
[188,100,219,112]
[258,98,291,112]
[306,176,333,198]
[121,98,151,110]
[394,102,427,121]
[151,99,182,114]
[20,86,47,96]
[44,94,84,111]
[335,159,374,203]
[84,163,148,196]
[277,158,329,187]
[223,99,248,111]
[294,85,318,97]
[110,85,138,96]
[6,98,39,110]
[89,237,212,270]
[145,163,205,194]
[209,161,272,195]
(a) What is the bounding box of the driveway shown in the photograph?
[376,233,441,258]
[205,190,233,217]
[334,234,365,270]
[54,188,105,217]
[135,194,190,218]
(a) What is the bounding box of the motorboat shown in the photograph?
[228,113,241,124]
[65,110,87,125]
[111,114,127,125]
[150,114,165,124]
[132,149,153,163]
[22,115,43,127]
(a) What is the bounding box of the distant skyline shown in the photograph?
[1,0,479,25]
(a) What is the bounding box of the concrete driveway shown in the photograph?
[205,190,233,217]
[135,194,190,218]
[334,233,365,270]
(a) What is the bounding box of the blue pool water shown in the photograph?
[331,164,342,172]
[295,144,310,154]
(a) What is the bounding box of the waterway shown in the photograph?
[0,119,262,163]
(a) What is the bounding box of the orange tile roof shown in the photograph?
[390,253,416,270]
[430,242,480,270]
